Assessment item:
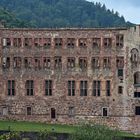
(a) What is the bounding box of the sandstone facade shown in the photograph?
[0,26,140,134]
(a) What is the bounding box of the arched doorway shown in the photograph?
[51,108,56,119]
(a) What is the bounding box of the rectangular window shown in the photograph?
[116,35,124,47]
[92,38,101,48]
[135,107,140,115]
[3,38,11,46]
[67,58,75,69]
[68,81,75,96]
[34,38,42,47]
[80,81,87,96]
[43,38,51,48]
[67,38,75,48]
[8,80,15,96]
[55,38,63,48]
[13,57,22,69]
[34,58,41,70]
[93,81,101,96]
[79,58,87,71]
[26,80,34,96]
[68,107,75,117]
[106,80,111,96]
[103,57,111,69]
[92,57,100,69]
[54,56,62,69]
[13,38,22,47]
[118,86,123,94]
[45,80,52,96]
[2,57,10,69]
[102,107,108,117]
[79,39,87,48]
[134,92,140,98]
[118,69,123,77]
[116,57,124,68]
[24,57,32,69]
[24,38,32,47]
[27,107,32,115]
[104,38,112,47]
[43,57,51,69]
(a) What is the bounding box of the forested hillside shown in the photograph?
[0,0,134,28]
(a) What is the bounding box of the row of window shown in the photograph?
[2,35,124,48]
[7,80,124,96]
[2,106,140,117]
[2,56,124,70]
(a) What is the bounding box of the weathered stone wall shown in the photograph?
[0,27,139,134]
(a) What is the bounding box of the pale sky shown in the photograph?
[87,0,140,24]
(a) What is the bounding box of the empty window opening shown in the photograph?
[2,38,11,47]
[24,38,32,47]
[92,38,101,48]
[34,38,42,47]
[79,39,87,48]
[80,81,87,96]
[43,38,51,48]
[134,92,140,98]
[106,80,111,96]
[68,81,75,96]
[67,58,75,69]
[79,58,87,71]
[51,108,56,119]
[24,57,32,69]
[54,56,62,69]
[13,38,22,47]
[45,80,52,96]
[8,80,15,96]
[26,80,34,96]
[116,57,124,68]
[103,57,111,69]
[43,57,51,69]
[118,69,123,77]
[2,57,10,69]
[68,107,75,117]
[135,107,140,115]
[27,107,32,115]
[116,34,124,47]
[93,81,101,96]
[92,57,100,69]
[67,38,75,48]
[104,38,112,47]
[102,107,108,117]
[34,58,41,70]
[13,57,22,69]
[134,72,140,85]
[131,48,139,66]
[55,38,63,48]
[118,86,123,94]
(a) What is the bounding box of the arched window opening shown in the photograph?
[131,48,139,66]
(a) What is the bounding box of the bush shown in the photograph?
[70,123,121,140]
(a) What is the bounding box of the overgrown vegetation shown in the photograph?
[0,0,134,28]
[0,8,34,28]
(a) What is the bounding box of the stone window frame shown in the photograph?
[79,38,87,48]
[68,80,75,96]
[24,38,32,47]
[43,57,51,69]
[13,38,22,47]
[103,57,111,69]
[118,86,123,94]
[54,56,62,69]
[80,80,88,96]
[92,38,101,48]
[43,38,51,48]
[102,107,109,117]
[7,80,15,96]
[25,80,34,96]
[67,38,75,48]
[24,57,32,69]
[34,57,41,70]
[26,106,32,116]
[54,38,63,48]
[79,57,87,71]
[116,34,124,47]
[92,57,100,69]
[13,57,22,69]
[2,57,10,69]
[45,80,52,96]
[116,56,124,68]
[34,38,42,47]
[103,38,112,48]
[93,80,101,96]
[51,108,56,119]
[67,57,75,69]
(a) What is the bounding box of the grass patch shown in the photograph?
[0,120,77,133]
[0,120,139,138]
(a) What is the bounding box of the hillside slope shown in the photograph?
[0,0,134,28]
